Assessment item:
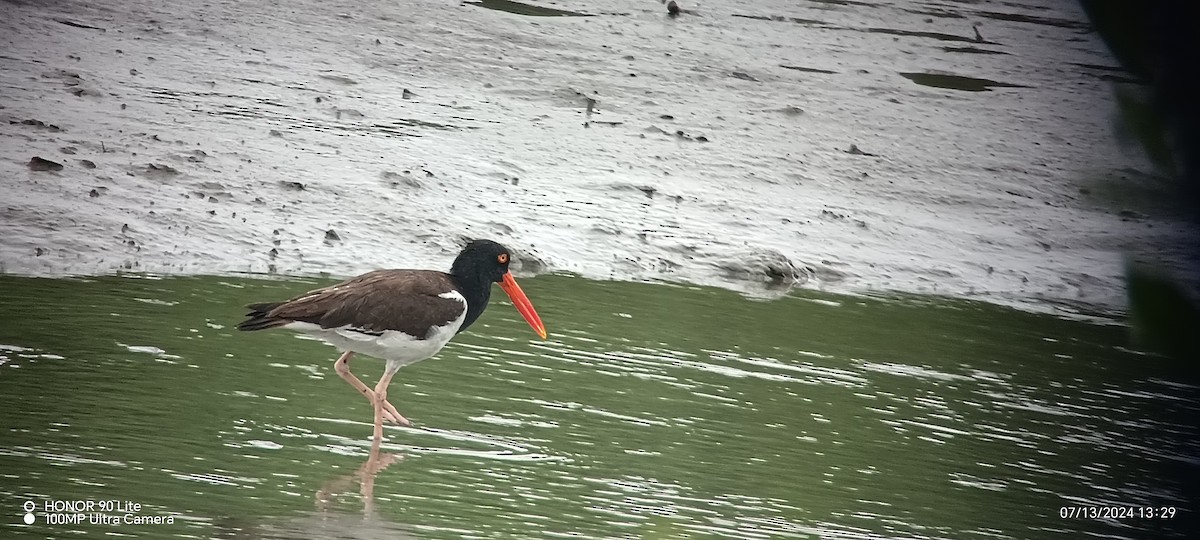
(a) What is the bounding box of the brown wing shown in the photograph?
[263,270,465,338]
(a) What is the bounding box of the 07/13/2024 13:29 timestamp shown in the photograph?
[1060,506,1177,519]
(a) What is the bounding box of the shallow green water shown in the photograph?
[0,274,1195,539]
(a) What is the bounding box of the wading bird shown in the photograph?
[237,239,547,445]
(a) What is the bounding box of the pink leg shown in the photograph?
[333,352,410,426]
[371,367,399,446]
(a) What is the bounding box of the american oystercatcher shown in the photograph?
[237,239,547,444]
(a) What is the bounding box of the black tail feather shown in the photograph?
[237,302,289,331]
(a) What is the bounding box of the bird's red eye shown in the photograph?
[497,253,509,264]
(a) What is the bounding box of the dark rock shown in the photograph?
[381,171,420,189]
[319,74,358,85]
[325,229,342,242]
[15,119,62,131]
[79,159,96,169]
[667,0,680,16]
[716,248,810,285]
[820,208,848,220]
[509,247,547,275]
[29,157,64,171]
[54,19,106,31]
[145,163,180,176]
[846,144,879,157]
[780,65,837,75]
[280,181,306,191]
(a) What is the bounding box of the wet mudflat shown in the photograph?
[2,0,1195,313]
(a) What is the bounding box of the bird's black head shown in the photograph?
[450,239,512,284]
[448,238,548,340]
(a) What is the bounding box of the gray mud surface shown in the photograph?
[2,0,1195,314]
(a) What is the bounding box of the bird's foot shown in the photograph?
[379,398,411,427]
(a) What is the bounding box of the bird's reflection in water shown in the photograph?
[315,439,404,518]
[213,441,415,539]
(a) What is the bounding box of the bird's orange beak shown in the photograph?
[500,271,548,340]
